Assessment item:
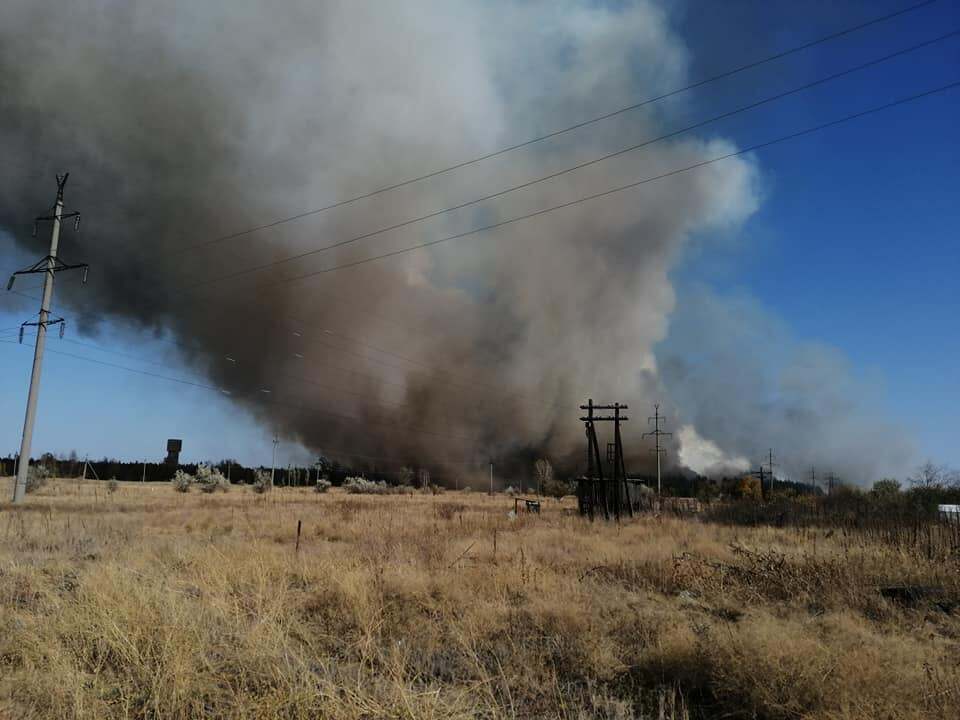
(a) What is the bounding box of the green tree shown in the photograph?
[871,478,901,499]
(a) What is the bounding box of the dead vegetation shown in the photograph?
[1,477,958,719]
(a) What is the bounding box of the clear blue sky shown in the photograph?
[1,0,958,471]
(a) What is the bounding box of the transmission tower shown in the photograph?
[642,403,672,496]
[7,174,88,503]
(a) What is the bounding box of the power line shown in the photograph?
[11,78,957,421]
[1,340,455,468]
[265,80,960,283]
[147,29,960,295]
[41,37,958,396]
[151,0,938,260]
[22,31,955,417]
[4,328,484,437]
[7,294,566,415]
[0,337,479,447]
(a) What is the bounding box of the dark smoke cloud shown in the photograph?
[0,1,907,484]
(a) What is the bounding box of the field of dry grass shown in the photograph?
[1,477,959,719]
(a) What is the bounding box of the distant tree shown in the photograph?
[908,461,958,489]
[542,476,573,499]
[418,468,430,489]
[737,475,762,502]
[251,469,272,494]
[398,466,415,486]
[871,478,901,499]
[533,458,553,496]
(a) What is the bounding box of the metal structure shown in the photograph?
[7,174,89,503]
[577,399,632,520]
[642,403,672,496]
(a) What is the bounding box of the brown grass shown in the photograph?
[1,477,958,719]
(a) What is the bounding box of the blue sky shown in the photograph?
[1,0,958,472]
[668,0,960,467]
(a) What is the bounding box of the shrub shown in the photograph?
[314,478,332,494]
[251,469,272,494]
[342,477,413,495]
[542,477,573,499]
[196,464,229,493]
[343,476,388,494]
[171,470,193,493]
[24,465,52,494]
[505,485,519,496]
[107,478,119,494]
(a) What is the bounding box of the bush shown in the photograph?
[196,464,229,493]
[251,469,272,494]
[342,477,413,495]
[343,476,388,494]
[24,465,52,494]
[505,485,519,496]
[171,470,193,493]
[542,477,573,499]
[107,478,119,494]
[314,478,332,494]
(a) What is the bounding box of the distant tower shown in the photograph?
[165,439,183,465]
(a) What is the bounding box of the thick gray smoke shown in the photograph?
[0,1,909,484]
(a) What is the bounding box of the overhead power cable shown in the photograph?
[152,0,937,260]
[0,338,478,445]
[217,80,960,285]
[164,29,960,294]
[4,326,506,430]
[7,291,566,414]
[11,76,957,418]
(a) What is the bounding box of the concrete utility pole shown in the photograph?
[7,174,88,503]
[270,435,279,488]
[642,403,672,496]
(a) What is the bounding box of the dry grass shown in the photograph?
[1,477,959,719]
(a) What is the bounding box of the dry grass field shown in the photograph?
[1,478,959,719]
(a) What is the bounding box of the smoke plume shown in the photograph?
[0,1,910,484]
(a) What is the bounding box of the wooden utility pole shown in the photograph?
[578,399,632,520]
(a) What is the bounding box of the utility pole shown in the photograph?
[489,462,493,496]
[809,467,816,494]
[270,435,279,489]
[767,448,778,498]
[7,174,88,503]
[142,461,146,483]
[642,403,672,497]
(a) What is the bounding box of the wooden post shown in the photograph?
[295,519,302,553]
